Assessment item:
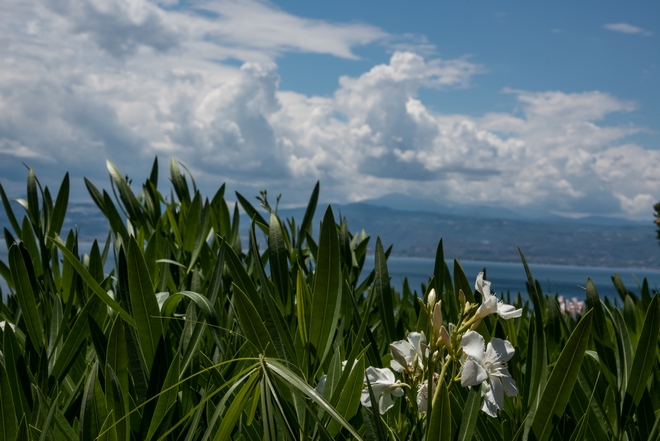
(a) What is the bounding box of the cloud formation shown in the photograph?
[603,23,653,36]
[0,0,657,220]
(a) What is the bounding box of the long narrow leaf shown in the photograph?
[530,310,593,441]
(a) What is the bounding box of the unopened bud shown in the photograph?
[459,289,466,309]
[427,289,436,310]
[440,326,451,354]
[432,301,442,330]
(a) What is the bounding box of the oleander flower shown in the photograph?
[415,374,438,413]
[361,367,405,414]
[390,332,427,373]
[474,272,522,320]
[460,331,518,417]
[0,321,16,332]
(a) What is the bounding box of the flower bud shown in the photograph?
[440,326,451,354]
[432,301,442,330]
[427,289,436,310]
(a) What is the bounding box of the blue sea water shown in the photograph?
[361,256,660,301]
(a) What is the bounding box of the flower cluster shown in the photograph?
[359,272,521,418]
[557,295,585,319]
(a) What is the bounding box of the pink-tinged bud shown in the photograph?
[432,302,442,330]
[427,289,436,310]
[440,326,451,353]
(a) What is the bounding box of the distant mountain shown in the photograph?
[359,193,647,226]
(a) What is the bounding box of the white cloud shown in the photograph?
[603,23,653,36]
[0,0,657,220]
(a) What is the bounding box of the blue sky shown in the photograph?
[1,0,659,219]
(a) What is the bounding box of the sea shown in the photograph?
[360,256,660,301]
[2,242,660,302]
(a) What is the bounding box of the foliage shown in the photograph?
[0,158,658,440]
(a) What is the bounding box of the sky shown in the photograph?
[1,0,659,220]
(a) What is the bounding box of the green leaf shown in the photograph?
[37,391,60,441]
[457,387,481,441]
[0,182,22,239]
[428,378,452,441]
[308,206,342,368]
[269,212,289,301]
[80,364,108,441]
[182,191,202,253]
[265,358,365,441]
[48,173,69,237]
[530,310,593,441]
[146,355,180,440]
[454,258,475,303]
[232,283,277,357]
[9,244,44,350]
[127,236,163,367]
[212,370,261,441]
[187,198,210,273]
[107,160,145,227]
[298,181,319,248]
[622,294,660,420]
[235,191,268,233]
[221,240,261,310]
[327,355,365,436]
[170,158,191,205]
[26,167,40,228]
[0,362,17,441]
[606,306,632,395]
[249,224,298,364]
[51,237,136,328]
[585,279,617,387]
[374,237,396,343]
[105,317,129,415]
[51,295,100,381]
[519,247,547,440]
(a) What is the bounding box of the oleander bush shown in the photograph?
[0,158,658,440]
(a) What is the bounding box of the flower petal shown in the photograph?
[461,358,488,387]
[407,332,426,359]
[365,366,396,384]
[501,374,519,397]
[490,376,505,412]
[488,338,515,363]
[390,359,405,373]
[481,383,499,417]
[475,272,492,298]
[497,301,522,319]
[379,391,396,414]
[461,331,485,361]
[476,295,498,318]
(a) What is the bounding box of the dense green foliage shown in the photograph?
[0,158,658,440]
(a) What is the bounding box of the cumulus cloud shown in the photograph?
[0,0,657,220]
[603,23,653,36]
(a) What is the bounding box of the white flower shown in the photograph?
[390,332,427,373]
[361,367,405,414]
[475,272,522,320]
[415,374,438,413]
[0,321,16,332]
[460,331,518,417]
